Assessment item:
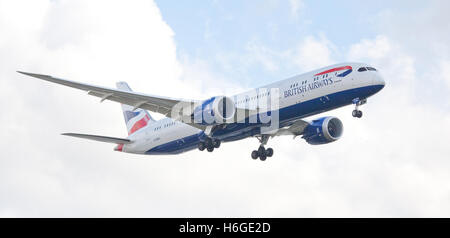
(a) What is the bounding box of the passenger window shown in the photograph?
[358,67,367,72]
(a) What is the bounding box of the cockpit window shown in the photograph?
[367,67,377,71]
[358,67,367,72]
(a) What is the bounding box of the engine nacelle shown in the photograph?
[192,96,236,125]
[302,117,343,145]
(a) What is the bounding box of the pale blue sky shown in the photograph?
[157,0,383,49]
[155,1,428,87]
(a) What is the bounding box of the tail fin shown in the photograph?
[116,82,156,135]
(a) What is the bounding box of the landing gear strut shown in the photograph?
[352,98,366,118]
[198,137,221,152]
[251,135,274,161]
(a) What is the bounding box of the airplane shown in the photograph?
[18,62,385,161]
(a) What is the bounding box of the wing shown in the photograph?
[18,71,202,127]
[62,133,132,144]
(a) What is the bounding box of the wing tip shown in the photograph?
[17,71,52,78]
[17,70,29,75]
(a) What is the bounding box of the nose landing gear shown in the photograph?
[352,98,366,118]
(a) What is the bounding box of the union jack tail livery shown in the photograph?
[116,82,155,135]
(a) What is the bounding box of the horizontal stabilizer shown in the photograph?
[62,133,132,144]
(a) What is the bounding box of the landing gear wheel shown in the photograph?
[352,110,363,118]
[213,139,221,148]
[258,146,267,161]
[199,138,221,153]
[259,154,267,161]
[205,138,213,148]
[198,142,205,151]
[251,150,259,160]
[266,148,274,157]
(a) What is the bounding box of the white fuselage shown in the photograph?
[122,62,385,155]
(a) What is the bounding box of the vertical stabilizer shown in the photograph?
[116,82,155,135]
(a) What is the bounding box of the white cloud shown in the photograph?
[438,60,450,90]
[177,54,246,98]
[341,33,450,216]
[347,35,417,99]
[348,35,392,61]
[0,0,206,217]
[288,0,304,19]
[221,34,336,75]
[375,0,450,60]
[292,35,335,71]
[245,40,280,72]
[370,1,450,104]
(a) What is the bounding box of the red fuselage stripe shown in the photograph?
[129,114,150,135]
[314,66,352,76]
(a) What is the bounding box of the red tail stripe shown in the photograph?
[128,114,150,135]
[314,66,352,76]
[115,144,124,152]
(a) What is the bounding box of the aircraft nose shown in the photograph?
[370,73,385,95]
[373,74,385,87]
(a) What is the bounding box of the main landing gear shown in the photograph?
[251,135,274,161]
[251,146,273,161]
[352,98,366,118]
[198,137,221,152]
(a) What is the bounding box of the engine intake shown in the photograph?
[302,117,343,145]
[192,96,236,125]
